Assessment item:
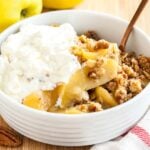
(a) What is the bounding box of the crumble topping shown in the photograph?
[129,79,142,93]
[75,101,103,113]
[104,51,150,103]
[114,86,127,102]
[69,33,149,108]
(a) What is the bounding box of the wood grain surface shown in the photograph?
[0,0,150,149]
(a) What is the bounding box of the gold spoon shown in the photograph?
[119,0,149,51]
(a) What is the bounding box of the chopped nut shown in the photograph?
[88,67,105,79]
[138,55,149,66]
[115,74,128,87]
[131,58,138,65]
[78,35,97,51]
[137,55,150,79]
[88,102,102,112]
[77,104,87,112]
[76,102,102,112]
[143,71,150,80]
[122,64,137,77]
[94,40,109,50]
[84,31,100,40]
[87,58,105,79]
[88,71,97,79]
[105,81,117,92]
[129,79,142,93]
[114,86,127,102]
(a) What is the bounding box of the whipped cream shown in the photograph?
[0,23,80,101]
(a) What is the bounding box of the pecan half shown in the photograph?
[0,127,22,147]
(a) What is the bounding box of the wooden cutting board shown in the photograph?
[0,0,150,149]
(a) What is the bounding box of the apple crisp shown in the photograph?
[22,30,150,114]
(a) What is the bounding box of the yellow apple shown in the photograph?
[0,0,42,32]
[43,0,83,9]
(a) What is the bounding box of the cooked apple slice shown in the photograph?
[22,91,51,111]
[82,49,109,60]
[23,84,64,111]
[61,58,118,108]
[95,86,118,107]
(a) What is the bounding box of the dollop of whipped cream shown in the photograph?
[0,23,80,101]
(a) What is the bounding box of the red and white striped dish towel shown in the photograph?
[91,108,150,150]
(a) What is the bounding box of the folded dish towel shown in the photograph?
[91,107,150,150]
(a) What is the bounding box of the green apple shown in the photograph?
[0,0,42,32]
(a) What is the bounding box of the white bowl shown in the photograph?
[0,10,150,146]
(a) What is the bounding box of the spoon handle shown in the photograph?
[119,0,149,51]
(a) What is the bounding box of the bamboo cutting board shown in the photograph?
[0,0,150,149]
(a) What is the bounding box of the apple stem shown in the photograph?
[21,9,27,17]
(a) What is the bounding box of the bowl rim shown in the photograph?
[0,10,150,119]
